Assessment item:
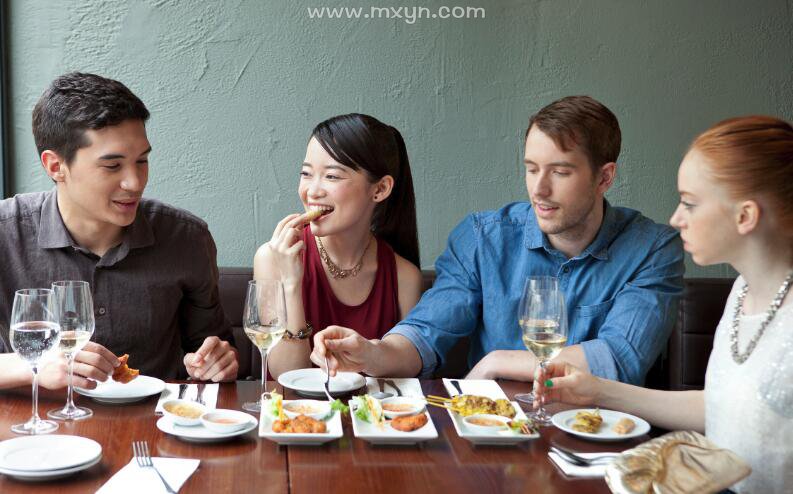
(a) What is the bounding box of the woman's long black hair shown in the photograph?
[311,113,420,268]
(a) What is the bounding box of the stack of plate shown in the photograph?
[0,435,102,481]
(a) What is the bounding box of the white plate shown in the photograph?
[76,375,166,404]
[259,401,343,445]
[448,401,539,445]
[349,400,437,445]
[0,455,102,481]
[278,368,366,398]
[156,415,258,443]
[551,409,650,441]
[0,435,102,472]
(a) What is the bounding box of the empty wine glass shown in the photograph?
[48,281,95,421]
[10,289,61,434]
[242,280,287,413]
[515,276,559,405]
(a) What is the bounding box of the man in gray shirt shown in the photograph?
[0,73,238,389]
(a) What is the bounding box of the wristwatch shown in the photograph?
[283,322,313,340]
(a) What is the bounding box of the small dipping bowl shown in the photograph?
[463,414,510,433]
[282,400,331,420]
[162,399,207,427]
[380,397,426,419]
[200,409,253,433]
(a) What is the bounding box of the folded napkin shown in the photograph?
[97,457,200,493]
[441,378,509,399]
[364,377,424,397]
[155,383,218,414]
[548,451,613,478]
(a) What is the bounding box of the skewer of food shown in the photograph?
[425,394,517,418]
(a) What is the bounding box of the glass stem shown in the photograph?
[538,359,548,411]
[66,355,75,410]
[260,348,268,397]
[31,366,40,422]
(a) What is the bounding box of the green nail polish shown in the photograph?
[544,379,553,388]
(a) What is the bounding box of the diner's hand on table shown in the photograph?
[40,342,119,390]
[184,336,239,382]
[466,350,538,380]
[259,213,312,284]
[311,326,373,376]
[532,361,600,410]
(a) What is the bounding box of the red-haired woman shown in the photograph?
[534,116,793,493]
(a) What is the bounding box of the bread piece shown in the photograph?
[612,417,636,435]
[304,209,323,221]
[112,354,140,384]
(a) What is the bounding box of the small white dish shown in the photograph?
[76,375,165,404]
[349,400,438,445]
[278,368,366,398]
[0,455,102,481]
[156,415,258,443]
[0,435,102,472]
[282,399,331,420]
[161,399,207,426]
[463,414,510,433]
[380,397,426,419]
[551,409,650,442]
[259,400,343,446]
[201,409,253,433]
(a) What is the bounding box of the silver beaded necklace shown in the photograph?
[730,270,793,364]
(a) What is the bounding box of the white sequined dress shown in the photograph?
[705,277,793,493]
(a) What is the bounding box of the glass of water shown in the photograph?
[48,281,95,421]
[10,289,61,435]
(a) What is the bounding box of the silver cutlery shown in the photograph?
[384,379,403,397]
[323,356,334,402]
[195,383,206,405]
[132,441,176,493]
[177,383,188,400]
[371,379,394,400]
[549,445,618,466]
[450,379,464,396]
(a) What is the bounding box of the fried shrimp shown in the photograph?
[390,413,428,432]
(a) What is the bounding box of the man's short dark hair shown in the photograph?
[526,95,621,171]
[32,72,150,163]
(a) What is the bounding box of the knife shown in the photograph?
[177,383,188,400]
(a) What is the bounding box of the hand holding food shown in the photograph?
[112,354,139,384]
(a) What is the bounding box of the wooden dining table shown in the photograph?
[0,379,650,493]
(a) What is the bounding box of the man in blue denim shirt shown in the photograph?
[312,96,684,385]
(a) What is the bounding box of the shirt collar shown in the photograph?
[36,189,155,260]
[524,199,616,261]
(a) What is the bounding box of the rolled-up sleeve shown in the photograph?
[385,215,483,378]
[582,229,685,384]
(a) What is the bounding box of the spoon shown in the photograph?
[370,378,394,400]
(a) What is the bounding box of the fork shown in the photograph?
[549,445,618,466]
[323,356,334,402]
[195,383,206,405]
[132,441,176,493]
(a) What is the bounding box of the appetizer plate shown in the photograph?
[448,401,539,446]
[259,402,343,446]
[76,375,165,404]
[156,414,258,443]
[551,409,650,442]
[349,400,438,445]
[0,435,102,481]
[278,368,366,398]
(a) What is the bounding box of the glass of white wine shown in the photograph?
[515,276,559,405]
[521,287,568,425]
[10,289,61,435]
[48,281,95,421]
[242,279,287,413]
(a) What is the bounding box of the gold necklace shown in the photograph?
[316,236,372,279]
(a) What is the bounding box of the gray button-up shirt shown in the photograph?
[0,189,233,379]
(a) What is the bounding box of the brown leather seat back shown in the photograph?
[217,267,254,378]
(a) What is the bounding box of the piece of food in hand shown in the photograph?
[304,209,323,222]
[112,354,139,384]
[572,409,603,433]
[353,395,385,428]
[390,413,428,432]
[272,414,327,434]
[612,417,636,435]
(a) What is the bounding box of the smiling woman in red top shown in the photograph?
[254,114,422,378]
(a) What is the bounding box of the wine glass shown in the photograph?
[514,276,559,405]
[10,289,61,434]
[242,280,287,413]
[47,281,95,421]
[522,288,568,425]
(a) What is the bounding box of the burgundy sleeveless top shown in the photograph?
[301,226,400,339]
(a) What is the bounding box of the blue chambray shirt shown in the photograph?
[387,200,685,384]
